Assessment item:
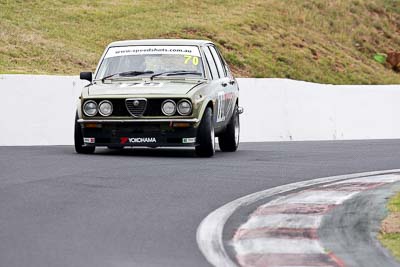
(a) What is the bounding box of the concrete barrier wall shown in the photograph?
[0,75,84,146]
[1,74,399,146]
[240,78,400,141]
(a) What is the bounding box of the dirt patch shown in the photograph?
[382,212,400,233]
[387,52,400,72]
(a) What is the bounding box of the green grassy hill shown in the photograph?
[1,0,399,84]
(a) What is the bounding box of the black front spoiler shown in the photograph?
[80,123,198,148]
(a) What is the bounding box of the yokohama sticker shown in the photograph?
[120,137,157,144]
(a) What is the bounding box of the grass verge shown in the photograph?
[379,192,400,261]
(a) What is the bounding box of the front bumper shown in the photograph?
[78,120,198,147]
[77,118,199,124]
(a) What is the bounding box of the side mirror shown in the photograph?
[80,72,92,82]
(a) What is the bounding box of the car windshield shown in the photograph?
[95,45,204,80]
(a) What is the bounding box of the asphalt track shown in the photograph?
[1,140,400,267]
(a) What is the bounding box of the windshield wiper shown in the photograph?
[150,70,202,80]
[101,71,154,82]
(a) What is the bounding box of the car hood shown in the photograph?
[88,80,203,96]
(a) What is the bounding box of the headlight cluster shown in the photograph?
[83,99,192,117]
[83,100,113,117]
[162,99,192,116]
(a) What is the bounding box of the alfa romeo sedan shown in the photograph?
[75,39,243,157]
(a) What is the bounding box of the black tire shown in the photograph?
[218,105,240,152]
[74,113,95,154]
[195,107,215,157]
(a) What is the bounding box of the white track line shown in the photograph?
[266,190,359,205]
[233,237,324,255]
[240,214,322,230]
[196,169,400,267]
[333,174,400,184]
[270,266,332,267]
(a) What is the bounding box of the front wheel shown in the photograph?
[74,113,95,154]
[218,105,240,152]
[195,107,215,157]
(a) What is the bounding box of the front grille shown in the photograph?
[84,98,191,117]
[125,98,147,117]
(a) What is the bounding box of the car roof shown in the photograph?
[108,39,214,47]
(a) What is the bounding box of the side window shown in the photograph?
[214,47,230,77]
[209,46,226,78]
[203,46,219,80]
[203,56,213,80]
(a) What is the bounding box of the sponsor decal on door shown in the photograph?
[217,92,235,123]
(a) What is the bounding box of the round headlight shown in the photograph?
[83,100,97,116]
[177,100,192,116]
[161,100,176,116]
[98,100,113,116]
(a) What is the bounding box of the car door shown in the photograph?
[202,46,224,128]
[208,45,236,129]
[215,46,238,119]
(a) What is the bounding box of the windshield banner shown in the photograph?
[105,46,201,59]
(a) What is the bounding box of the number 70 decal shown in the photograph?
[184,55,199,65]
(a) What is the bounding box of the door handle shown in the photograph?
[221,82,228,87]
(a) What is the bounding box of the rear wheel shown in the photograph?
[74,113,95,154]
[195,107,215,157]
[218,105,240,152]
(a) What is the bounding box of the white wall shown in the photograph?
[240,78,400,141]
[0,75,85,146]
[1,74,399,146]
